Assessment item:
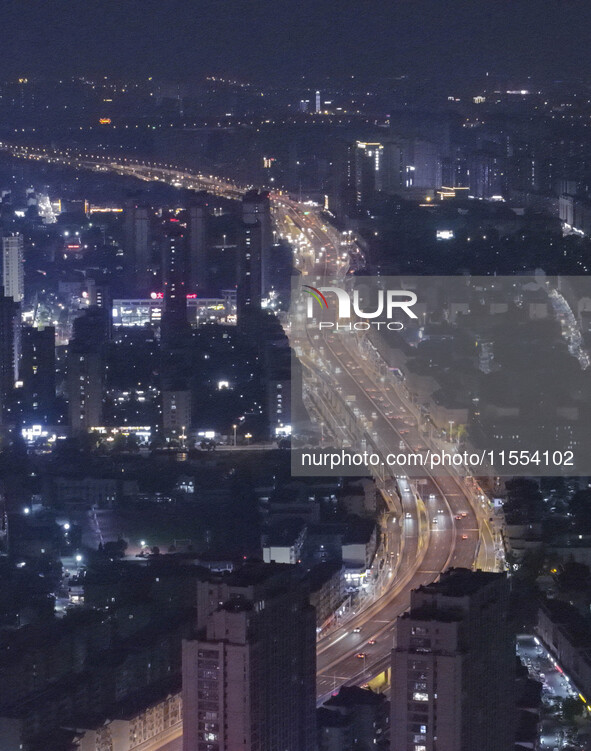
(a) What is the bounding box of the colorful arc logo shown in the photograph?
[302,285,329,309]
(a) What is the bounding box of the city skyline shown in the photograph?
[1,4,591,750]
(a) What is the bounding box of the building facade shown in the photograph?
[67,345,103,433]
[0,292,20,420]
[182,563,316,751]
[391,568,514,751]
[2,233,24,303]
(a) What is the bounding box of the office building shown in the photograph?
[316,90,321,113]
[2,233,24,303]
[391,568,514,751]
[182,562,316,751]
[187,196,209,293]
[20,326,55,421]
[0,293,20,421]
[124,202,151,289]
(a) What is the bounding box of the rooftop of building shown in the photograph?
[324,685,386,709]
[415,567,504,598]
[316,707,352,729]
[342,518,376,545]
[516,676,543,710]
[305,560,343,591]
[264,517,307,547]
[540,597,591,648]
[515,709,539,745]
[211,559,296,589]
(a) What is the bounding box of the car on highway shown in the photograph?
[461,534,468,540]
[355,652,367,659]
[353,627,361,633]
[405,512,412,518]
[367,639,376,645]
[455,514,462,520]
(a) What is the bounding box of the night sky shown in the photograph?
[0,0,590,83]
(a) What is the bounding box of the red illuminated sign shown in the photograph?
[150,292,198,299]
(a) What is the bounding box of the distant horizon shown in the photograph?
[0,0,589,85]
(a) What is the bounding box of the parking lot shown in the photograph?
[517,634,589,749]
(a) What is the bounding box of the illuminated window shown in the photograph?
[413,692,429,702]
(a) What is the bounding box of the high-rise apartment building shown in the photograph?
[187,196,209,294]
[0,293,20,421]
[352,142,384,204]
[73,306,110,347]
[469,151,506,199]
[161,219,189,344]
[182,562,316,751]
[162,388,191,439]
[241,190,272,299]
[124,202,151,290]
[391,568,514,751]
[67,343,103,434]
[20,326,55,421]
[237,221,262,326]
[2,233,24,303]
[318,686,389,751]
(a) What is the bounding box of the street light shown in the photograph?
[448,420,455,444]
[245,433,252,444]
[232,424,237,446]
